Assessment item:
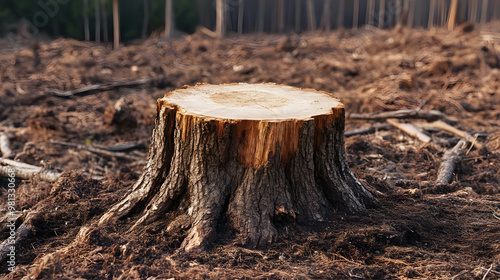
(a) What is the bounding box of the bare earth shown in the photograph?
[0,24,499,279]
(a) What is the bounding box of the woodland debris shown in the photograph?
[422,120,483,150]
[0,134,13,158]
[50,140,144,161]
[0,159,61,182]
[345,123,393,138]
[47,76,168,97]
[349,109,454,123]
[436,138,468,185]
[386,119,431,143]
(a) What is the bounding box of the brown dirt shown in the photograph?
[0,24,499,279]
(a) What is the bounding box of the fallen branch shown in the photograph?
[481,266,500,275]
[345,123,393,138]
[94,141,146,152]
[0,165,61,182]
[349,109,454,123]
[451,270,469,280]
[436,138,468,185]
[386,119,431,143]
[47,76,168,97]
[0,158,40,170]
[0,134,13,158]
[0,211,39,264]
[50,140,144,161]
[421,120,483,150]
[483,264,493,280]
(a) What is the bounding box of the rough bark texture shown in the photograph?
[99,83,374,252]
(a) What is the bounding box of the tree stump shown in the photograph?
[99,83,374,252]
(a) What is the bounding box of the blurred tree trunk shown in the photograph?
[238,0,245,35]
[101,0,108,42]
[378,0,385,28]
[95,0,101,43]
[321,0,331,31]
[258,0,265,33]
[394,0,402,26]
[278,0,285,33]
[407,0,415,28]
[353,0,359,30]
[337,0,345,28]
[84,0,90,41]
[428,0,436,28]
[113,0,119,49]
[481,0,488,24]
[307,0,316,31]
[142,0,151,39]
[165,0,173,37]
[216,0,225,36]
[295,0,301,32]
[448,0,458,30]
[366,0,374,26]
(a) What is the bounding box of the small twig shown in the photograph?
[50,140,143,161]
[94,141,146,152]
[345,123,393,138]
[466,134,478,155]
[436,139,468,185]
[348,270,364,279]
[386,119,431,143]
[0,134,13,158]
[493,211,500,221]
[423,120,483,150]
[481,267,500,275]
[483,264,493,280]
[451,270,469,280]
[349,109,453,122]
[416,100,428,111]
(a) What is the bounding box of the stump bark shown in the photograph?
[99,83,374,252]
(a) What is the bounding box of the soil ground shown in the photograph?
[0,23,499,279]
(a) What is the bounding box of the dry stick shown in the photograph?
[0,211,39,264]
[0,158,40,170]
[451,270,470,280]
[481,266,500,275]
[47,76,164,97]
[424,120,483,150]
[436,138,468,185]
[345,123,393,138]
[50,140,144,161]
[349,109,452,123]
[0,134,13,158]
[94,141,146,152]
[483,264,493,280]
[386,119,431,143]
[0,165,61,182]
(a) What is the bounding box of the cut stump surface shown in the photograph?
[99,83,374,252]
